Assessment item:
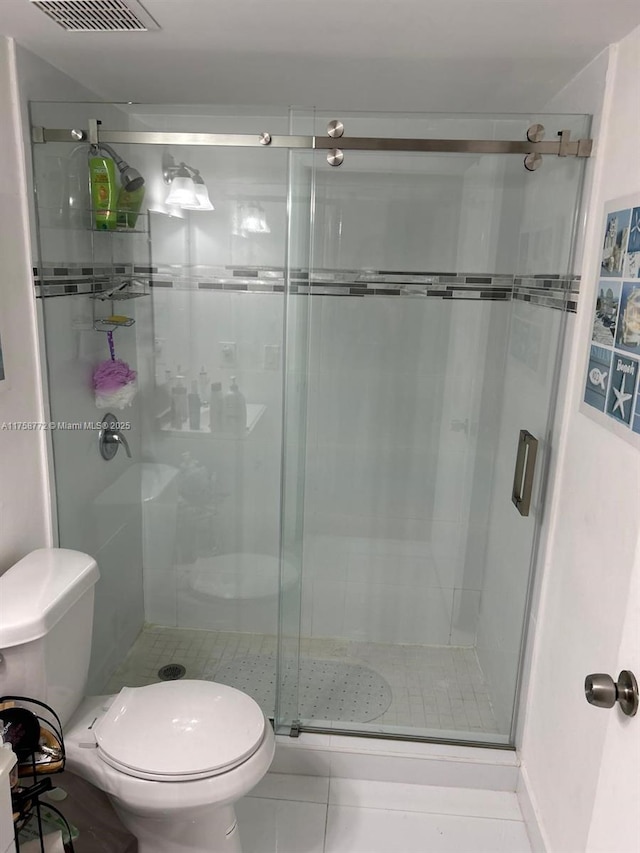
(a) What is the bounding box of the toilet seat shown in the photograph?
[93,680,266,781]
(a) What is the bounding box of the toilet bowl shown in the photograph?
[66,682,275,853]
[0,549,275,853]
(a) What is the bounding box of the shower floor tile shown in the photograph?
[104,626,500,736]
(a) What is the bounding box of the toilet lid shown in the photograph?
[93,680,266,781]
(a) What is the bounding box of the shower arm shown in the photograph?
[96,142,126,171]
[90,138,145,191]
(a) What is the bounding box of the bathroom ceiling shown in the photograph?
[2,0,640,110]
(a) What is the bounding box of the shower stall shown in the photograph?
[30,103,590,748]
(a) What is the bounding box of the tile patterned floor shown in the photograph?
[105,626,500,736]
[206,654,394,723]
[236,773,532,853]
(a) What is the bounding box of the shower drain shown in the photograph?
[158,663,186,681]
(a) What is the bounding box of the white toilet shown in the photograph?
[0,548,275,853]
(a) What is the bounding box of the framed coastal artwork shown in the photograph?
[582,192,640,448]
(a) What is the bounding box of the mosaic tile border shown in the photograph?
[33,264,581,311]
[514,275,580,313]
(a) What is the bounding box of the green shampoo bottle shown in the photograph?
[116,185,146,229]
[89,153,118,230]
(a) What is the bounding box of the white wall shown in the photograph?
[519,26,640,853]
[0,38,51,572]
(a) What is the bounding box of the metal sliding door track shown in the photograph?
[32,121,593,160]
[287,722,516,750]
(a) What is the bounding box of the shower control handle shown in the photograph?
[105,429,131,458]
[99,413,132,461]
[585,671,638,716]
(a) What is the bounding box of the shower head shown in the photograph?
[99,143,145,191]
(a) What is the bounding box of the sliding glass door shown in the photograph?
[276,110,587,745]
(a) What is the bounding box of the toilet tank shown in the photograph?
[0,549,100,726]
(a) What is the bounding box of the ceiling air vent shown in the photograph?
[29,0,160,32]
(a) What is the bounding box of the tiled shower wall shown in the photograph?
[302,293,504,646]
[36,272,577,655]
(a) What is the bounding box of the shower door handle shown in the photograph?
[511,430,538,517]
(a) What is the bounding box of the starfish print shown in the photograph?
[612,374,633,419]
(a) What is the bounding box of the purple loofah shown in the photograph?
[93,358,137,392]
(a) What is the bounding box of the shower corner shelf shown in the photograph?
[93,317,135,332]
[90,226,149,235]
[90,276,151,302]
[90,291,148,301]
[159,403,266,438]
[90,210,150,235]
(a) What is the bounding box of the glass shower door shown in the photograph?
[31,102,294,713]
[277,111,587,745]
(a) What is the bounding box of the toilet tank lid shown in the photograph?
[0,549,99,648]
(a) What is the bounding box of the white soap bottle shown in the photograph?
[173,372,188,423]
[198,366,209,401]
[209,382,224,432]
[224,376,247,435]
